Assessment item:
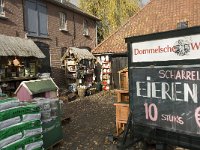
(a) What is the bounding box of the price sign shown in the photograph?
[195,107,200,128]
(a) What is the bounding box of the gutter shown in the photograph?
[93,51,128,56]
[45,0,100,21]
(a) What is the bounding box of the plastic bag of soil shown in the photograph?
[0,120,41,141]
[33,98,51,111]
[22,113,41,122]
[0,133,23,149]
[1,134,43,150]
[25,140,43,150]
[41,109,52,122]
[24,127,42,137]
[0,105,40,121]
[0,98,19,111]
[0,116,21,130]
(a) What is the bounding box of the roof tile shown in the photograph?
[92,0,200,54]
[0,34,45,58]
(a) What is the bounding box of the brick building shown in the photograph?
[0,0,99,87]
[92,0,200,89]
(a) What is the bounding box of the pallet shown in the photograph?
[47,139,64,150]
[61,117,71,125]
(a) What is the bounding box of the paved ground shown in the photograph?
[54,91,189,150]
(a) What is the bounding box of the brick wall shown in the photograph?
[0,0,97,87]
[0,0,26,37]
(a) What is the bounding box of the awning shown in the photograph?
[61,47,96,62]
[0,34,45,58]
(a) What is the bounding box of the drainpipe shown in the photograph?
[73,12,76,46]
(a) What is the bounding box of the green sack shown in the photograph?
[0,133,23,149]
[24,127,43,137]
[0,116,21,130]
[0,120,41,141]
[0,97,19,111]
[0,105,40,121]
[1,134,42,150]
[22,113,41,122]
[0,98,18,104]
[24,140,43,150]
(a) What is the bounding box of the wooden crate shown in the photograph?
[118,68,128,90]
[115,89,129,102]
[114,102,130,135]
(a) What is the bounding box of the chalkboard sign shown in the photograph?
[132,66,200,136]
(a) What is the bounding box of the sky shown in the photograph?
[142,0,150,5]
[70,0,79,6]
[141,0,150,6]
[70,0,150,7]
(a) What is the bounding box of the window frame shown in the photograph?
[83,19,89,36]
[59,12,68,31]
[25,0,48,37]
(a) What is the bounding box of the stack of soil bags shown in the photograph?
[0,97,44,150]
[33,98,59,123]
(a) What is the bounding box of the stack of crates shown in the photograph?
[114,68,130,135]
[118,68,129,90]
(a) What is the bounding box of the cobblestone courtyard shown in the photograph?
[54,91,189,150]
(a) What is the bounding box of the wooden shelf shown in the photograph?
[115,89,129,103]
[67,64,76,66]
[114,102,130,135]
[67,77,76,79]
[102,72,111,74]
[68,70,77,73]
[102,61,110,64]
[0,76,37,82]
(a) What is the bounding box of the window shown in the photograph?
[25,0,48,37]
[177,21,188,29]
[0,0,5,16]
[83,19,89,36]
[59,12,67,31]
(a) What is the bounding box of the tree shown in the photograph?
[79,0,140,43]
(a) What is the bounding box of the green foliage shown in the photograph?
[79,0,140,43]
